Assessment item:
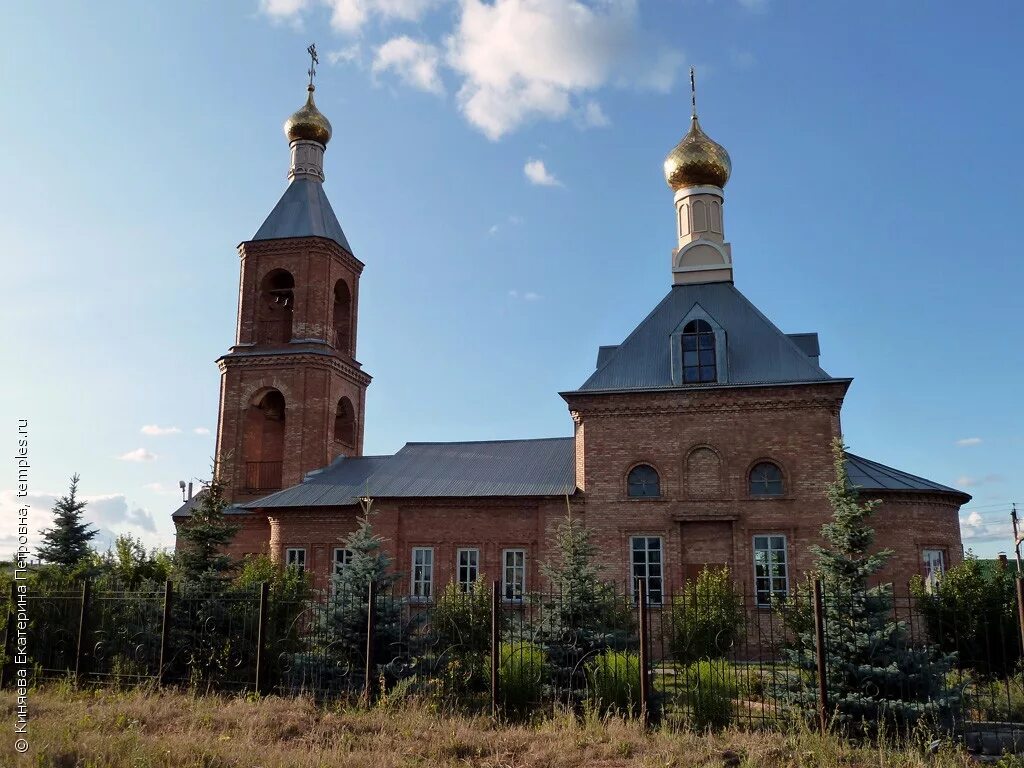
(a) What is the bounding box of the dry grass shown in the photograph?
[0,684,983,767]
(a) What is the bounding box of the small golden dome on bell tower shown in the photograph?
[284,84,332,146]
[663,69,731,190]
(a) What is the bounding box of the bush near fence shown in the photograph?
[4,576,1024,743]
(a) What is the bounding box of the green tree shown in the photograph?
[910,554,1019,678]
[99,534,173,588]
[428,576,493,697]
[668,566,744,663]
[299,507,403,694]
[780,438,957,737]
[36,474,97,568]
[174,478,240,588]
[537,503,633,696]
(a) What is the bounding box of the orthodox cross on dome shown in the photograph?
[690,66,697,119]
[307,43,319,88]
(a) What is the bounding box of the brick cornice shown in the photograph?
[217,349,372,387]
[238,236,364,274]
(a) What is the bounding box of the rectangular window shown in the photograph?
[753,535,788,606]
[630,536,664,604]
[285,547,306,574]
[457,548,480,591]
[411,547,434,600]
[333,547,353,577]
[922,549,945,593]
[502,549,526,602]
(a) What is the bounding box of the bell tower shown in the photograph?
[214,50,371,503]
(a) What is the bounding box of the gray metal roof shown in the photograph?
[575,283,833,392]
[243,437,576,509]
[845,453,970,501]
[252,177,352,252]
[173,443,966,515]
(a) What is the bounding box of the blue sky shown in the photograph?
[1,1,1020,558]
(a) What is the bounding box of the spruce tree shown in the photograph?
[319,509,402,687]
[37,474,97,568]
[174,477,240,589]
[781,438,956,736]
[538,502,632,688]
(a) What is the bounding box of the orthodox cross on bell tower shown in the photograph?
[689,66,697,119]
[307,43,319,88]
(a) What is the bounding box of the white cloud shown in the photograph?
[956,437,982,446]
[119,448,158,463]
[193,427,211,436]
[373,36,445,95]
[524,158,561,186]
[955,474,1004,488]
[508,289,542,301]
[141,424,181,436]
[446,0,681,139]
[260,0,312,22]
[143,482,181,497]
[580,100,610,128]
[960,509,1013,544]
[325,0,441,34]
[328,43,363,65]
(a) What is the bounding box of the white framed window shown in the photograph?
[922,549,946,593]
[502,549,526,602]
[333,547,353,577]
[411,547,434,600]
[630,536,664,604]
[285,547,306,574]
[457,548,480,591]
[753,535,788,606]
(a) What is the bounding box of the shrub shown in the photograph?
[428,578,494,698]
[499,642,546,717]
[910,555,1020,678]
[586,650,641,715]
[667,566,744,663]
[681,660,736,730]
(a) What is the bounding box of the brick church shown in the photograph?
[173,74,969,605]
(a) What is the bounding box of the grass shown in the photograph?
[0,683,992,767]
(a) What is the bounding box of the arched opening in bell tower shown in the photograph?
[334,396,356,447]
[243,389,286,491]
[257,269,295,345]
[333,279,352,355]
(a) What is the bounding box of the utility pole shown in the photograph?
[1012,504,1022,575]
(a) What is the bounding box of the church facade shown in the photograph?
[173,77,969,605]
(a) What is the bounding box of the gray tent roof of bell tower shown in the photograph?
[252,177,352,252]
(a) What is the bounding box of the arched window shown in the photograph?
[257,269,295,345]
[333,279,352,355]
[334,396,356,446]
[682,319,716,383]
[243,389,285,491]
[627,464,661,498]
[749,462,784,496]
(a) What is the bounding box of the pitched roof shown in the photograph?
[575,282,835,393]
[251,177,352,252]
[845,452,970,501]
[243,437,576,509]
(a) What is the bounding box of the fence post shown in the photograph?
[254,581,270,696]
[636,578,651,726]
[363,579,376,706]
[157,579,173,686]
[0,580,16,689]
[74,579,91,682]
[812,578,828,734]
[491,579,501,719]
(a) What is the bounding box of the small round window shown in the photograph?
[627,464,661,498]
[749,462,784,496]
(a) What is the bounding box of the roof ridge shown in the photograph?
[402,436,573,447]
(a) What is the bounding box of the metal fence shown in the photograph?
[3,576,1024,743]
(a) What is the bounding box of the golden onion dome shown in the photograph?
[284,85,332,146]
[664,115,731,190]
